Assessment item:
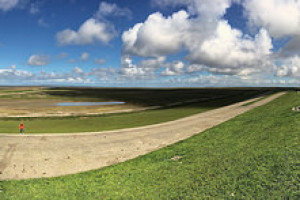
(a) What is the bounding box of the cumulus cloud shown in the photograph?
[120,56,165,79]
[123,1,221,58]
[56,18,116,46]
[186,64,205,73]
[244,0,300,38]
[56,1,129,46]
[0,65,34,84]
[137,56,166,69]
[162,61,185,76]
[188,21,273,74]
[242,0,300,73]
[28,54,50,66]
[276,56,300,77]
[122,11,190,57]
[36,70,92,84]
[0,65,117,85]
[120,56,149,78]
[165,73,300,87]
[122,0,274,76]
[0,0,19,11]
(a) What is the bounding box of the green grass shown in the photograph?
[242,98,263,106]
[0,105,210,133]
[0,89,267,134]
[242,93,274,107]
[0,92,299,199]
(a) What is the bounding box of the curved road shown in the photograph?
[0,92,285,180]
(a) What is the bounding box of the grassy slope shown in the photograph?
[0,92,299,199]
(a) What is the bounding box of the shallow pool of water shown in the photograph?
[57,102,126,106]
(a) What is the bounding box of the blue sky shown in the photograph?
[0,0,300,87]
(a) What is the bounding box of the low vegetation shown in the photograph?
[0,88,271,133]
[0,92,298,199]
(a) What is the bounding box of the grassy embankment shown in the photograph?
[0,88,268,133]
[0,92,298,199]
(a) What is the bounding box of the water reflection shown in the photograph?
[57,102,125,106]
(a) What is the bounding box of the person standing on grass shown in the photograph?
[19,121,25,134]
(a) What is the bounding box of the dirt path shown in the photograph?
[0,92,285,180]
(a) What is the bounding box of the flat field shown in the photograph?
[0,91,298,199]
[0,87,273,133]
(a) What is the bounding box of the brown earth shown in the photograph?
[0,89,144,117]
[0,99,143,118]
[0,92,285,180]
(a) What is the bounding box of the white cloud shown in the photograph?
[122,0,274,77]
[186,64,205,73]
[121,67,148,78]
[1,64,124,85]
[188,21,273,75]
[276,56,300,77]
[56,1,128,46]
[162,61,185,76]
[165,73,296,87]
[0,65,34,83]
[242,0,300,74]
[120,56,165,79]
[34,69,93,84]
[191,0,232,17]
[95,1,131,19]
[137,56,166,69]
[27,54,50,66]
[56,18,116,46]
[122,11,190,57]
[0,0,19,11]
[80,52,89,61]
[120,56,148,78]
[244,0,300,38]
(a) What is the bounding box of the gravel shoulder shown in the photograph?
[0,92,285,180]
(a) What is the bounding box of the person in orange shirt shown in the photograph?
[19,121,25,134]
